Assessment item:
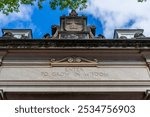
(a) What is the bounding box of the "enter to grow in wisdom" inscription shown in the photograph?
[41,67,109,80]
[0,67,149,80]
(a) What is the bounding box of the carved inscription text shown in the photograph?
[41,67,108,80]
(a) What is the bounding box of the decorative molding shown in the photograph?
[49,57,98,67]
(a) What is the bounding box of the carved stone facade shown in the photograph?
[50,57,98,67]
[0,11,150,100]
[51,10,96,39]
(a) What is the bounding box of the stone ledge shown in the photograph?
[0,39,150,49]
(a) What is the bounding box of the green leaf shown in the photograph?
[0,0,87,15]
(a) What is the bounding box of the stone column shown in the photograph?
[0,51,8,100]
[141,52,150,100]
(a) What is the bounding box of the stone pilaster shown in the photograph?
[141,51,150,70]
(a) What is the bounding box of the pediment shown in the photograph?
[49,57,98,67]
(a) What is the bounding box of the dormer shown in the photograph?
[114,29,145,39]
[2,29,32,39]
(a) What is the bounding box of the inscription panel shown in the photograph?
[0,67,150,81]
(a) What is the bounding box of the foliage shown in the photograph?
[0,0,87,15]
[138,0,147,2]
[0,0,147,15]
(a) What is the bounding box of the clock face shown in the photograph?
[65,19,83,31]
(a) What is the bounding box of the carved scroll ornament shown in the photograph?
[49,57,98,67]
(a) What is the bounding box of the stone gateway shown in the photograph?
[0,10,150,100]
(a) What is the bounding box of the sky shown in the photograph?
[0,0,149,38]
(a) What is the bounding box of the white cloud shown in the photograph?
[0,5,34,36]
[82,0,150,38]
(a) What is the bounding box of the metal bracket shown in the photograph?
[145,90,150,100]
[0,90,4,100]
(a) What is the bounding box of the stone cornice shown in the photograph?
[0,81,150,86]
[0,81,150,93]
[0,39,150,49]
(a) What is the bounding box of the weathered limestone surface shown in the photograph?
[0,50,149,81]
[0,10,150,99]
[0,66,149,81]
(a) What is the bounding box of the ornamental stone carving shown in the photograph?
[50,57,98,67]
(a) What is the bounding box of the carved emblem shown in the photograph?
[69,10,78,17]
[49,57,98,67]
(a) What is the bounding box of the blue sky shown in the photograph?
[0,0,150,38]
